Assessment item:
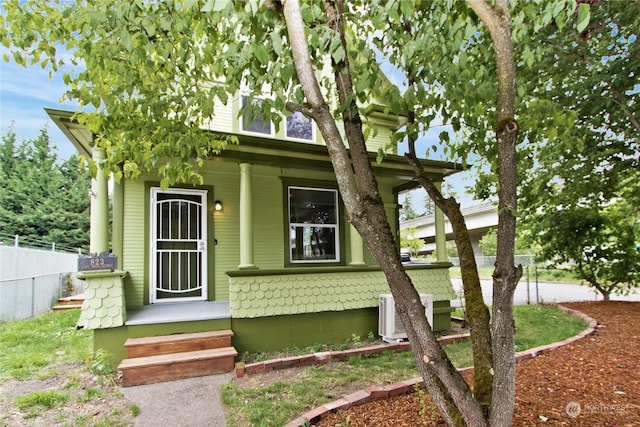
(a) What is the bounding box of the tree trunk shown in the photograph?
[283,1,488,425]
[466,1,522,425]
[406,152,493,416]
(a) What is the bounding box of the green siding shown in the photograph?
[228,264,454,318]
[122,178,146,308]
[231,302,452,354]
[77,271,127,330]
[232,309,378,354]
[252,167,285,269]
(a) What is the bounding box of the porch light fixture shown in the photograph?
[214,200,223,211]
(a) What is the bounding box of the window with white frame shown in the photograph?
[285,111,314,141]
[288,186,339,263]
[239,92,315,141]
[240,95,273,135]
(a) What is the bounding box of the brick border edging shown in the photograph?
[285,304,598,427]
[235,333,470,378]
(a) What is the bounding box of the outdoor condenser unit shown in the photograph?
[378,293,433,343]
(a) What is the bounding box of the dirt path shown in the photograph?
[316,301,640,426]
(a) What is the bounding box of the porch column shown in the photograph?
[238,163,256,269]
[89,147,109,254]
[434,182,447,262]
[349,225,366,266]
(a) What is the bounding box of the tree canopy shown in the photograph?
[1,1,601,425]
[518,0,639,299]
[0,127,90,251]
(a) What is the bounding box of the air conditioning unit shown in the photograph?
[379,294,433,343]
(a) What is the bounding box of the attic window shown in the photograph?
[285,111,314,141]
[240,95,273,135]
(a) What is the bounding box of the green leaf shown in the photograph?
[332,44,345,64]
[270,31,283,56]
[576,4,591,33]
[253,44,270,65]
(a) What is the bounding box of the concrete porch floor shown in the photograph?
[125,301,231,326]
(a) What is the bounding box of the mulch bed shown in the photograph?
[315,301,639,426]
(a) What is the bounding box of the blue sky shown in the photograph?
[0,58,79,158]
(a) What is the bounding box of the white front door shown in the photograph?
[150,188,208,303]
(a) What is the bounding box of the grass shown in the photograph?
[0,309,91,381]
[0,309,137,426]
[222,304,588,426]
[14,390,69,418]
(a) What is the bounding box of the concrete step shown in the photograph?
[124,330,234,358]
[118,347,238,386]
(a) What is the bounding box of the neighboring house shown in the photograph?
[46,93,461,380]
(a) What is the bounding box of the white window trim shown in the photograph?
[288,186,340,264]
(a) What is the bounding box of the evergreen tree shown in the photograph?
[0,127,90,251]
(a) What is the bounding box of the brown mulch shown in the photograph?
[316,301,640,426]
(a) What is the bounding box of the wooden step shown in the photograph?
[52,294,85,310]
[124,330,234,358]
[118,347,238,386]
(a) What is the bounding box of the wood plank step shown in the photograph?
[118,347,238,386]
[124,330,234,358]
[52,304,83,310]
[57,294,85,303]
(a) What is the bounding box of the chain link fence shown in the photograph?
[0,234,84,322]
[448,255,536,268]
[0,272,84,322]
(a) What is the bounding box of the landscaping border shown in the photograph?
[285,304,598,427]
[235,333,470,377]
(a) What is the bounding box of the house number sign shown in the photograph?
[78,253,118,272]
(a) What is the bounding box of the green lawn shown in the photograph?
[0,309,91,382]
[222,304,588,427]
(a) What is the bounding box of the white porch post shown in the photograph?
[238,163,256,269]
[89,147,109,254]
[349,225,366,266]
[435,181,447,262]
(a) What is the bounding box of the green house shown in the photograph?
[47,99,460,372]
